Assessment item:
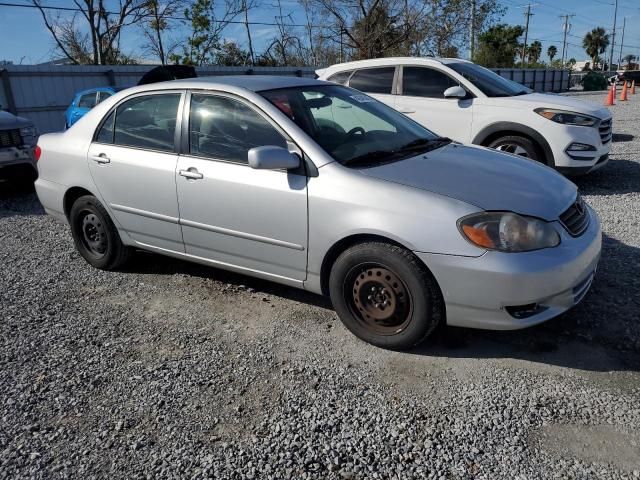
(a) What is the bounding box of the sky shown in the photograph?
[0,0,639,66]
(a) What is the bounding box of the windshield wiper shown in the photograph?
[343,150,400,166]
[398,136,452,152]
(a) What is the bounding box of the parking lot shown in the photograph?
[1,91,639,479]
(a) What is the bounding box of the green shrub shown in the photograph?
[582,71,608,91]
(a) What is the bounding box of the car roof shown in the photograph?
[317,57,472,76]
[151,75,326,92]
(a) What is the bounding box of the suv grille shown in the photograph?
[559,195,590,236]
[0,129,23,148]
[599,118,612,144]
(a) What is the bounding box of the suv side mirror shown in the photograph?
[444,86,467,99]
[248,145,300,170]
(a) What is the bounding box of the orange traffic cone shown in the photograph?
[619,81,628,101]
[632,80,636,95]
[605,84,616,106]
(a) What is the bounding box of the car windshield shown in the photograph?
[261,85,449,166]
[448,62,530,97]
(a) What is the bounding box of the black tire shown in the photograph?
[488,135,543,163]
[329,242,443,350]
[69,195,131,270]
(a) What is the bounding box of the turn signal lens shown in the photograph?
[458,212,560,252]
[34,145,42,161]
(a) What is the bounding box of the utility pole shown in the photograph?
[617,17,626,67]
[521,4,534,67]
[560,14,574,68]
[469,0,476,60]
[608,0,618,71]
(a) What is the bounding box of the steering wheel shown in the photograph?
[346,127,365,137]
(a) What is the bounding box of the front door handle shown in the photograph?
[91,154,110,164]
[399,109,415,114]
[179,168,203,180]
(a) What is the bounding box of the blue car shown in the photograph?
[64,86,127,129]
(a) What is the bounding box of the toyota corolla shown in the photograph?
[34,76,601,349]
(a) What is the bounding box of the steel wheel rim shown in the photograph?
[344,263,413,336]
[79,210,108,257]
[495,143,530,157]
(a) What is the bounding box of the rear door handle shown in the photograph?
[179,168,203,180]
[91,154,110,164]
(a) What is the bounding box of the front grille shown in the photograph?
[559,194,590,236]
[0,129,22,148]
[598,118,612,144]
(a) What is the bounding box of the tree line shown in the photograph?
[30,0,639,69]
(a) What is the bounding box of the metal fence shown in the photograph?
[0,65,316,134]
[492,68,571,93]
[1,64,570,134]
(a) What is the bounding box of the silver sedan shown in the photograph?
[34,76,601,349]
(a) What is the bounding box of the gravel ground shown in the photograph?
[1,92,639,479]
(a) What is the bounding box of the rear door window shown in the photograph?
[111,94,181,152]
[327,71,352,85]
[402,67,458,98]
[97,91,113,104]
[78,92,97,108]
[349,67,395,94]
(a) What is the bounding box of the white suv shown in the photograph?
[317,58,612,175]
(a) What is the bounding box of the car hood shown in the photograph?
[359,143,577,221]
[0,110,32,129]
[494,93,611,119]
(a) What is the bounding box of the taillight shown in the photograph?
[34,145,42,161]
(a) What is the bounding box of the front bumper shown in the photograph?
[416,207,602,330]
[0,146,37,171]
[551,121,611,174]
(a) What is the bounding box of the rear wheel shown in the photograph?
[69,195,131,270]
[329,242,443,350]
[488,135,543,163]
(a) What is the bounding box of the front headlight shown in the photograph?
[20,126,38,138]
[534,108,598,127]
[458,212,560,252]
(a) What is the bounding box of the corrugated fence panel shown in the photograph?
[1,64,568,134]
[0,65,316,133]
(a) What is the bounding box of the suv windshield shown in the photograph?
[260,85,449,166]
[448,62,530,97]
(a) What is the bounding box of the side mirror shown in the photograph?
[248,145,300,170]
[444,85,467,99]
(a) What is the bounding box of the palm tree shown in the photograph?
[623,54,637,69]
[527,40,542,64]
[583,27,609,70]
[547,45,557,63]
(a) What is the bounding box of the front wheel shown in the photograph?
[329,242,443,350]
[488,135,542,163]
[69,195,131,270]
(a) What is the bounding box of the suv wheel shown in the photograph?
[329,242,443,350]
[488,135,542,163]
[69,195,131,270]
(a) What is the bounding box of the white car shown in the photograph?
[317,58,612,175]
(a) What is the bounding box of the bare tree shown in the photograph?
[31,0,149,64]
[261,0,306,66]
[140,0,185,65]
[172,0,244,65]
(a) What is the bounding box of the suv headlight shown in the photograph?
[458,212,560,252]
[20,126,38,138]
[534,108,598,127]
